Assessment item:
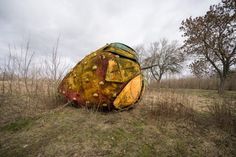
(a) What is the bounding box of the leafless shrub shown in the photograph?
[44,37,69,100]
[0,40,70,123]
[21,41,35,94]
[1,48,17,94]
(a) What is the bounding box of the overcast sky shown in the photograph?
[0,0,221,66]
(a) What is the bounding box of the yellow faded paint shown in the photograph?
[104,45,137,61]
[113,74,143,109]
[58,42,144,110]
[106,59,123,82]
[105,58,140,83]
[116,57,140,82]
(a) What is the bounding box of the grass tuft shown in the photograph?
[0,118,36,132]
[207,99,236,132]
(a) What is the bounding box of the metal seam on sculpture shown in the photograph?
[136,75,145,103]
[105,50,137,62]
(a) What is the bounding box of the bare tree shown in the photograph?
[180,0,236,94]
[143,39,185,83]
[134,44,153,84]
[134,44,146,66]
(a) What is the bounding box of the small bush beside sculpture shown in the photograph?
[58,43,144,110]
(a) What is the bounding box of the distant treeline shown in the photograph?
[150,74,236,91]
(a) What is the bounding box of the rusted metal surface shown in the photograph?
[58,43,144,110]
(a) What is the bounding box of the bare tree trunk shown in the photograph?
[9,73,13,94]
[22,42,34,95]
[150,67,159,82]
[218,77,225,94]
[2,71,6,94]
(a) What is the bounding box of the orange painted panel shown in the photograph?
[113,74,142,109]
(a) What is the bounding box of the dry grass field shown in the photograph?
[0,87,236,157]
[1,0,235,156]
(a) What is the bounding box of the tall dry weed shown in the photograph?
[207,99,236,132]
